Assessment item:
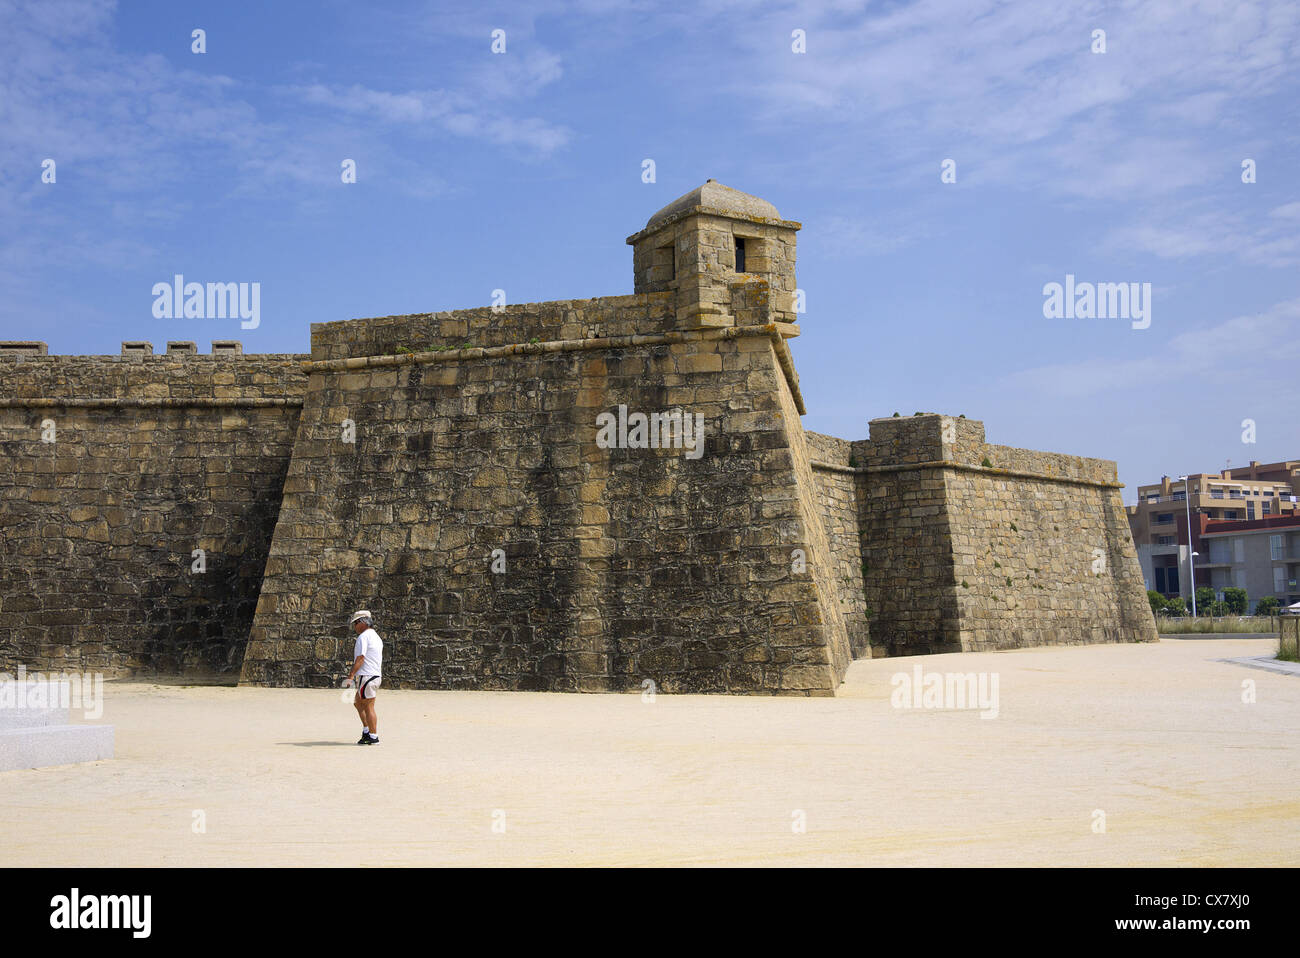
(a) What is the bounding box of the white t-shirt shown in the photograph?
[354,628,383,677]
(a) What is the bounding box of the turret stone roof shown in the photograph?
[627,179,800,243]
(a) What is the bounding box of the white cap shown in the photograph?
[349,610,372,625]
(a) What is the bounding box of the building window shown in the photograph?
[1276,567,1287,594]
[1264,501,1272,515]
[1247,502,1256,519]
[1224,510,1238,520]
[1272,535,1284,560]
[1210,489,1224,499]
[1173,491,1186,501]
[1155,513,1174,524]
[734,237,747,273]
[652,244,675,284]
[1157,536,1175,545]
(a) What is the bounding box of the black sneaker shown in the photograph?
[365,734,379,745]
[357,733,372,745]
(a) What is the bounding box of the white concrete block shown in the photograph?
[0,724,114,772]
[0,681,72,729]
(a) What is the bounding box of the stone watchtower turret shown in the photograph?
[626,179,801,330]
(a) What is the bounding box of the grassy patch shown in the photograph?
[1156,616,1278,635]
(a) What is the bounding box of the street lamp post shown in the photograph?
[1178,475,1197,617]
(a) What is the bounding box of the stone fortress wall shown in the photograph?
[807,414,1154,658]
[0,182,1156,693]
[239,284,853,694]
[0,342,307,675]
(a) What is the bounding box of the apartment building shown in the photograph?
[1126,460,1300,603]
[1197,516,1300,611]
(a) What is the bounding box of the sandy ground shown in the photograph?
[3,638,1297,867]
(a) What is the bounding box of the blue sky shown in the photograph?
[2,0,1297,498]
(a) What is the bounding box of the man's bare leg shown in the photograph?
[363,699,378,736]
[354,694,367,731]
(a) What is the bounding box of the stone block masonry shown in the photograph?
[808,414,1156,657]
[0,347,307,676]
[0,182,1156,692]
[241,307,852,694]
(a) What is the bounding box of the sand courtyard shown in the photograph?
[4,638,1296,867]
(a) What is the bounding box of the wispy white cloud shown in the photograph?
[1105,206,1300,267]
[0,0,576,314]
[0,0,570,215]
[1001,297,1300,399]
[288,73,570,154]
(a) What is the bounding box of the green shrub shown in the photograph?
[1223,587,1248,615]
[1255,597,1281,616]
[1195,587,1216,612]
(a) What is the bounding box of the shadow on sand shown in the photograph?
[277,741,356,748]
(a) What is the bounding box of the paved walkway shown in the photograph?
[1220,655,1300,677]
[3,637,1297,866]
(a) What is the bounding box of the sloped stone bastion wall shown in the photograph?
[808,414,1156,657]
[239,290,854,694]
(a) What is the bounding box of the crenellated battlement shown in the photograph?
[0,341,298,361]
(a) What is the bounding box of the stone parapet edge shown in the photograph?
[0,398,305,408]
[809,458,1122,490]
[301,323,809,415]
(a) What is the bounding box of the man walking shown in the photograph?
[344,610,383,745]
